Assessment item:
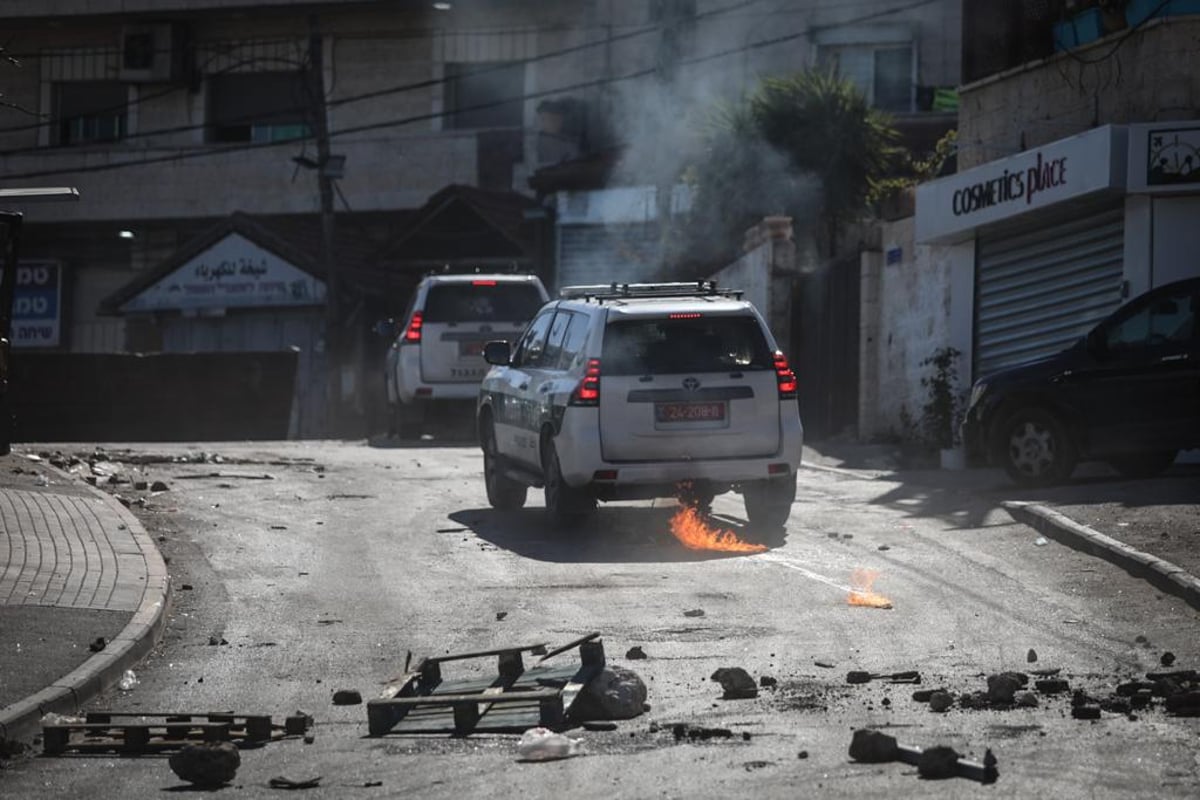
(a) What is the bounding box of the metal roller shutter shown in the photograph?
[975,203,1125,378]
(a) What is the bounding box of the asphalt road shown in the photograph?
[2,440,1198,798]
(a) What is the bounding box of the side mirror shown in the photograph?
[373,318,396,337]
[483,340,511,366]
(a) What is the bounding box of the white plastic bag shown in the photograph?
[117,669,139,691]
[516,727,583,762]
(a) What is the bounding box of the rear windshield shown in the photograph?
[423,283,544,323]
[601,316,773,375]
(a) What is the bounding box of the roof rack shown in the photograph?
[558,281,743,302]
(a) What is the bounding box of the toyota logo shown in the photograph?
[682,377,701,391]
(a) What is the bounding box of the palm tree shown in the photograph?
[687,69,900,259]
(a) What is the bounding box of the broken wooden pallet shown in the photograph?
[367,632,605,737]
[42,711,310,755]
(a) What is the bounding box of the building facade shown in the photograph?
[0,0,962,437]
[861,2,1200,445]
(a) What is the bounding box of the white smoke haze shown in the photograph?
[601,4,824,266]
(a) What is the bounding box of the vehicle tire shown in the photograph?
[1108,450,1177,479]
[481,418,527,510]
[742,474,796,531]
[392,401,423,440]
[998,407,1077,487]
[542,438,595,524]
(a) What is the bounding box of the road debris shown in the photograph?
[169,742,240,787]
[1161,651,1176,667]
[849,729,997,784]
[683,609,705,618]
[572,666,648,719]
[846,670,920,685]
[269,775,322,790]
[516,727,583,762]
[118,670,139,691]
[928,691,954,712]
[88,637,106,653]
[1027,648,1038,663]
[367,634,606,736]
[986,672,1027,705]
[672,724,738,742]
[711,667,758,699]
[625,646,647,660]
[332,690,362,705]
[150,480,169,492]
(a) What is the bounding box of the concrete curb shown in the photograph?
[1004,501,1200,613]
[0,466,171,745]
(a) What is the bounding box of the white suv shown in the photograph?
[385,273,549,437]
[476,282,804,530]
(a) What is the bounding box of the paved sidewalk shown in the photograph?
[0,453,169,744]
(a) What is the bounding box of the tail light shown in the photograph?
[404,311,423,343]
[773,351,797,399]
[570,358,602,406]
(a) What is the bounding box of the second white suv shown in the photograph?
[476,282,804,531]
[385,273,548,437]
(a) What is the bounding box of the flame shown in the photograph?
[669,505,767,553]
[847,568,893,609]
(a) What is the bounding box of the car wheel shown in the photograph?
[1108,450,1177,479]
[742,474,796,531]
[481,418,527,511]
[392,401,424,441]
[999,407,1077,487]
[542,438,595,524]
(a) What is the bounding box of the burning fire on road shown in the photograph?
[848,568,893,609]
[669,505,767,554]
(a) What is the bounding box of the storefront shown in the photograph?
[917,122,1200,382]
[105,214,328,438]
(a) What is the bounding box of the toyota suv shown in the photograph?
[385,273,549,438]
[476,281,804,530]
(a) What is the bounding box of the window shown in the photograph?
[513,310,555,368]
[601,316,773,376]
[1104,289,1197,352]
[423,283,545,324]
[445,62,524,130]
[52,82,127,146]
[208,72,311,143]
[819,44,914,112]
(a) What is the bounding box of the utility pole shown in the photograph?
[308,15,340,435]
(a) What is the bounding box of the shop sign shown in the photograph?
[121,233,326,312]
[1127,123,1200,191]
[5,261,62,348]
[916,126,1127,243]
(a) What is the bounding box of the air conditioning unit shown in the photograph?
[118,24,183,83]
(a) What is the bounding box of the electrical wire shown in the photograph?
[0,0,947,181]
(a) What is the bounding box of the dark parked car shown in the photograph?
[962,277,1199,486]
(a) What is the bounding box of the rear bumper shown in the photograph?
[394,346,482,403]
[555,407,804,490]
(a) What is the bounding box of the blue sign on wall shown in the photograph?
[11,262,62,348]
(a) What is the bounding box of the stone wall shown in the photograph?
[958,17,1200,170]
[859,215,960,441]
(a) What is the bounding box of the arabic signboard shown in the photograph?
[121,233,326,312]
[916,126,1127,243]
[8,261,62,348]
